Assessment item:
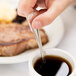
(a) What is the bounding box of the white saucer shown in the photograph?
[0,16,64,64]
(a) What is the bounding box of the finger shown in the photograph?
[18,0,37,17]
[29,9,47,23]
[37,0,46,9]
[32,0,71,29]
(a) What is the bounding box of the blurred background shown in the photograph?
[0,0,76,76]
[0,0,18,9]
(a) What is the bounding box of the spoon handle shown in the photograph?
[27,13,45,60]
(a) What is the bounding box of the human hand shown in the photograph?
[18,0,74,29]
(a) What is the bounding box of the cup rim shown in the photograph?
[29,48,76,76]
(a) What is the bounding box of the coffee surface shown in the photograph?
[34,56,72,76]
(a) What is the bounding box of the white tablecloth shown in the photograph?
[0,6,76,76]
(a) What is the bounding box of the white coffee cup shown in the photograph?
[28,48,76,76]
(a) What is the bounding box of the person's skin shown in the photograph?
[18,0,75,29]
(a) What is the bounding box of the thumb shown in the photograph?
[32,0,71,29]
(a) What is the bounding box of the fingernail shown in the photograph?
[33,21,42,29]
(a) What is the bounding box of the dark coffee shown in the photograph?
[34,56,72,76]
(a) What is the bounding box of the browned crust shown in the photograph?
[0,22,48,56]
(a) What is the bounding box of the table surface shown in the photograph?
[0,6,76,76]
